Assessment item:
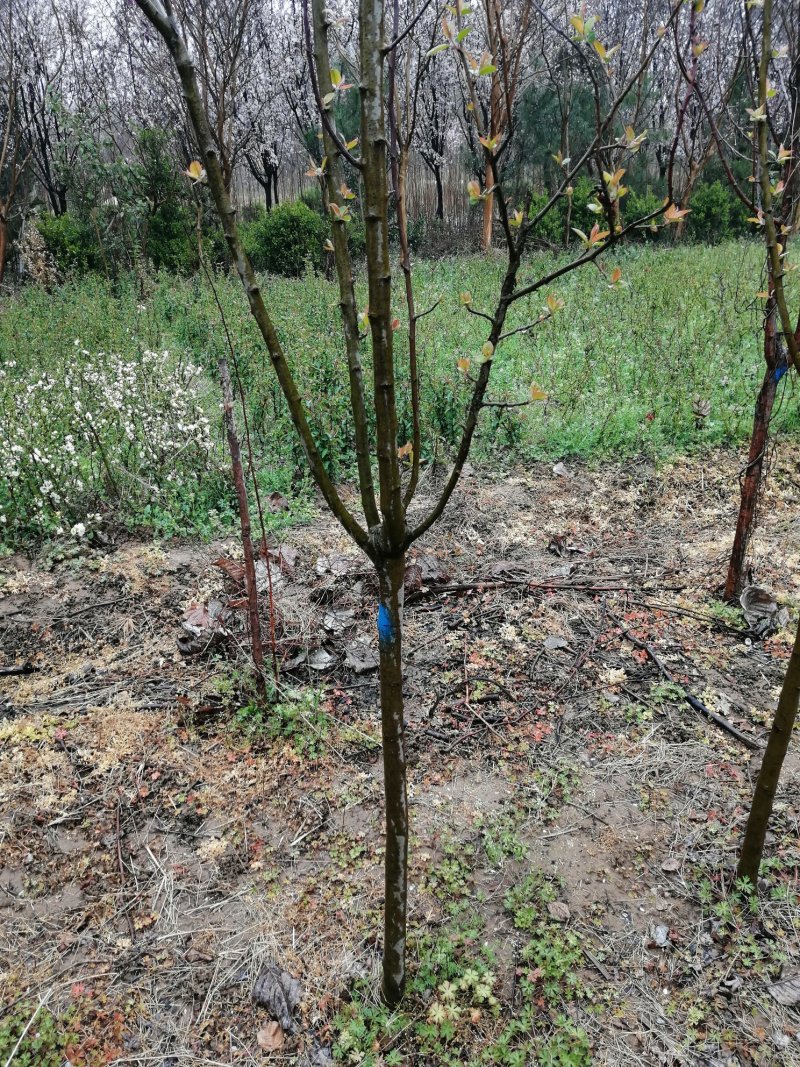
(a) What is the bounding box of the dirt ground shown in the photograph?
[2,451,800,1066]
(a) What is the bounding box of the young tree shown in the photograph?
[15,0,72,217]
[715,0,799,600]
[415,48,452,222]
[665,0,745,239]
[731,0,800,888]
[133,0,676,1006]
[469,0,536,249]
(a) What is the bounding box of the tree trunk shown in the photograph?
[481,156,495,250]
[434,166,444,221]
[724,311,779,600]
[377,553,408,1006]
[737,612,800,885]
[561,117,571,247]
[675,163,702,241]
[0,216,7,286]
[563,191,573,249]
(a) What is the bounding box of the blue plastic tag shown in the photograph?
[377,603,395,646]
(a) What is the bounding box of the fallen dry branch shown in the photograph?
[607,608,762,751]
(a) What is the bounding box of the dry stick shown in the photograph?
[0,662,34,675]
[115,798,137,942]
[607,609,760,752]
[407,578,672,604]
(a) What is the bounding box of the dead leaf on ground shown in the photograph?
[316,554,355,577]
[418,553,451,584]
[769,971,800,1006]
[404,563,423,594]
[344,641,379,674]
[307,648,335,671]
[257,1020,285,1052]
[213,557,245,583]
[544,635,571,652]
[255,558,285,593]
[740,585,790,637]
[179,600,230,655]
[252,959,302,1032]
[267,543,298,575]
[322,609,354,635]
[267,491,290,513]
[651,924,670,948]
[547,901,571,922]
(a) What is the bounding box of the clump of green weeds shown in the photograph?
[333,916,499,1066]
[331,864,592,1066]
[233,687,329,757]
[476,805,528,866]
[0,1003,73,1067]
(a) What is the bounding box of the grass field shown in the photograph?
[2,239,795,546]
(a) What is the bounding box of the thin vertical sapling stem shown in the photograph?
[193,197,269,698]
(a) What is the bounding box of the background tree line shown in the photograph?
[0,0,774,284]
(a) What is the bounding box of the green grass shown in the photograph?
[1,240,794,547]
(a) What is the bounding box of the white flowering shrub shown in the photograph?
[0,344,223,542]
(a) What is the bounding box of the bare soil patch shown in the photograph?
[2,452,800,1065]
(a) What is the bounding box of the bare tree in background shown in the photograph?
[0,0,32,282]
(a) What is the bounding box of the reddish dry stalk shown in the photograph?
[231,360,279,683]
[220,365,268,699]
[194,200,269,696]
[193,193,279,687]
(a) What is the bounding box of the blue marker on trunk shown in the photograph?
[377,603,395,646]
